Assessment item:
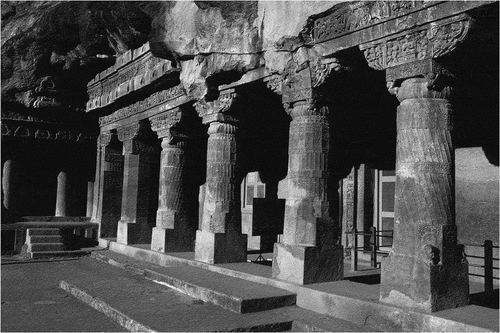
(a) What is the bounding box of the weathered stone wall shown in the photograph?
[456,147,499,246]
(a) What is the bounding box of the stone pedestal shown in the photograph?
[194,121,247,264]
[380,77,469,312]
[116,124,159,245]
[272,101,343,284]
[150,137,198,253]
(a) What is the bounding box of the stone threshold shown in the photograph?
[101,239,498,332]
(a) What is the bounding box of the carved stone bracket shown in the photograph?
[263,75,283,95]
[194,91,239,125]
[360,14,471,77]
[97,132,113,147]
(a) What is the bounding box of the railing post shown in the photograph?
[351,228,358,272]
[370,226,377,268]
[484,240,493,292]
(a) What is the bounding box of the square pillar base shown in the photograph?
[151,227,195,253]
[272,242,344,285]
[116,220,152,245]
[194,230,247,264]
[380,253,469,312]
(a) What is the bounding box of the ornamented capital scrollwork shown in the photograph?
[310,58,352,88]
[264,75,283,95]
[98,132,113,147]
[116,123,140,142]
[195,91,239,125]
[149,106,193,145]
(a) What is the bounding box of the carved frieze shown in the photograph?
[1,120,94,143]
[98,84,185,126]
[361,15,471,71]
[300,1,430,44]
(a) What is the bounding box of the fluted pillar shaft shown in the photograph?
[380,77,469,312]
[272,102,343,285]
[194,121,247,263]
[151,138,199,252]
[116,123,159,245]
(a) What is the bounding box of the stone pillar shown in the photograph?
[380,76,469,312]
[116,122,160,245]
[93,132,124,238]
[86,181,94,218]
[194,91,247,264]
[55,171,69,216]
[272,101,343,285]
[150,108,200,253]
[2,159,17,213]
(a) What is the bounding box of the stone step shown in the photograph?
[27,228,61,236]
[30,250,91,259]
[62,257,373,332]
[29,243,67,252]
[91,250,296,314]
[21,216,91,222]
[144,265,297,313]
[27,235,64,243]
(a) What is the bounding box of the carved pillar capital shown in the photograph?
[97,132,114,148]
[149,106,185,144]
[361,14,472,79]
[117,121,158,155]
[194,90,239,125]
[116,123,140,143]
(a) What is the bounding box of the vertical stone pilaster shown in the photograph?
[194,92,247,264]
[272,101,343,285]
[150,108,200,253]
[93,132,124,238]
[116,122,159,245]
[380,77,469,312]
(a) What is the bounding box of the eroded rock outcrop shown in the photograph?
[1,1,153,110]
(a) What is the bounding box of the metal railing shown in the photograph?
[345,226,393,271]
[464,240,499,292]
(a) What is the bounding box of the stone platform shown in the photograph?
[91,240,498,332]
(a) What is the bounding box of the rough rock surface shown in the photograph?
[1,1,153,110]
[2,1,340,110]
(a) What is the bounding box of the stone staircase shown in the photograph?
[22,228,87,259]
[11,217,99,259]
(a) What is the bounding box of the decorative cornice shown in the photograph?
[361,15,471,72]
[86,42,178,112]
[194,91,239,124]
[98,84,185,126]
